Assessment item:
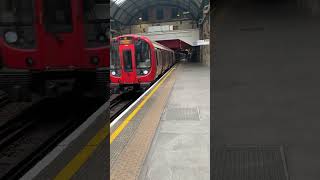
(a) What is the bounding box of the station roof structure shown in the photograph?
[111,0,204,25]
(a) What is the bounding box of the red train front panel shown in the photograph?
[110,35,157,89]
[0,0,109,100]
[0,0,108,69]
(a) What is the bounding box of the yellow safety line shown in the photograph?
[110,67,175,144]
[54,67,175,179]
[54,124,108,180]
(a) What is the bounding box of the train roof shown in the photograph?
[115,34,174,52]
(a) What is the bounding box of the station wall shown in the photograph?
[199,11,210,67]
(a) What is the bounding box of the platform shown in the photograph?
[110,62,210,180]
[213,2,320,180]
[21,102,109,180]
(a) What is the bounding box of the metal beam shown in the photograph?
[125,2,198,25]
[111,0,201,25]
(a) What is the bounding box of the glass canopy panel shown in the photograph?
[111,0,203,24]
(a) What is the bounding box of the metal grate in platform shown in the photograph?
[212,145,289,180]
[162,107,200,121]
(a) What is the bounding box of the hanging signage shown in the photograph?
[194,39,210,46]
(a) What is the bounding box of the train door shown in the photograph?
[159,50,164,74]
[166,52,169,69]
[120,46,136,84]
[156,49,162,76]
[39,0,81,68]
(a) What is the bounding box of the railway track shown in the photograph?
[0,94,104,180]
[0,91,8,108]
[110,91,142,121]
[109,69,171,122]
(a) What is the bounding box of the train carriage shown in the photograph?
[110,34,175,91]
[0,0,109,101]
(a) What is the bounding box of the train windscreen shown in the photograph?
[83,0,109,47]
[111,42,120,69]
[135,39,151,75]
[135,40,151,69]
[0,0,33,25]
[43,0,73,33]
[0,0,35,49]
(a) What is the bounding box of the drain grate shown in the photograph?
[212,145,289,180]
[162,107,200,121]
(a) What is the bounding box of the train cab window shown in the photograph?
[0,0,35,49]
[83,0,109,47]
[123,50,133,72]
[0,0,33,25]
[135,40,151,69]
[111,43,120,70]
[43,0,73,33]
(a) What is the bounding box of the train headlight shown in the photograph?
[4,31,18,44]
[143,70,149,75]
[25,57,34,67]
[90,56,100,65]
[111,71,116,76]
[97,34,107,43]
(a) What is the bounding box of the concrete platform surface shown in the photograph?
[139,63,210,180]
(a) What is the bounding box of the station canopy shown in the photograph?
[111,0,203,25]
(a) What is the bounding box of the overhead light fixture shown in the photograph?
[112,0,126,6]
[139,17,142,20]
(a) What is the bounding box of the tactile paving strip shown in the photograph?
[110,96,153,167]
[110,68,177,180]
[212,145,289,180]
[162,107,200,121]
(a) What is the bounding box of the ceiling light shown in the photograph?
[112,0,126,6]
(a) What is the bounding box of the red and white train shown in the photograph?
[110,34,175,91]
[0,0,109,101]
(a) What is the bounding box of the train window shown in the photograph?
[111,43,120,70]
[0,0,33,25]
[43,0,73,33]
[156,50,159,66]
[123,50,133,72]
[159,50,162,65]
[0,0,35,49]
[83,0,109,47]
[135,40,151,69]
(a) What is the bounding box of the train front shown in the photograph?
[0,0,109,101]
[110,35,155,92]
